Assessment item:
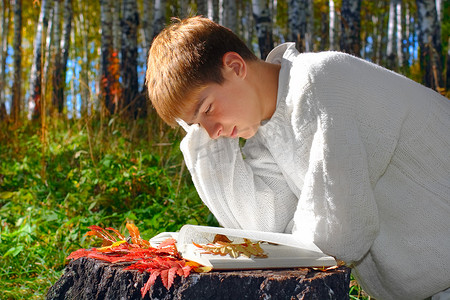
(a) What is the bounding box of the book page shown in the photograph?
[177,225,323,254]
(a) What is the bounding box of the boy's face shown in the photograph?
[183,61,265,140]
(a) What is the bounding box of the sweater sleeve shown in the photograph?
[180,124,298,233]
[292,113,380,264]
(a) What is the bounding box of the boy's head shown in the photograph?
[146,16,258,127]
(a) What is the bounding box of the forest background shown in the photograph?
[0,0,449,299]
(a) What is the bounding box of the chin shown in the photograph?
[240,130,257,139]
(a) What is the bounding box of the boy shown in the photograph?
[146,16,450,300]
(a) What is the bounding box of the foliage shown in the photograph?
[67,223,199,297]
[193,234,268,259]
[0,116,215,299]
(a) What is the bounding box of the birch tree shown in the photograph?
[329,0,338,50]
[51,0,62,114]
[153,0,166,39]
[53,0,72,114]
[340,0,361,57]
[416,0,444,91]
[386,0,398,70]
[197,0,207,16]
[142,0,153,59]
[207,0,219,21]
[0,0,10,119]
[100,0,116,114]
[78,2,89,117]
[289,0,308,53]
[223,0,237,32]
[11,0,22,122]
[253,0,273,59]
[121,0,140,116]
[28,0,51,119]
[112,0,121,55]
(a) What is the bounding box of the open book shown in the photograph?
[150,225,336,270]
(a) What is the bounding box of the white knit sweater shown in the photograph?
[180,43,450,299]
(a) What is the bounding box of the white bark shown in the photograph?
[223,0,236,32]
[329,0,336,50]
[153,0,166,39]
[0,0,10,116]
[252,0,273,59]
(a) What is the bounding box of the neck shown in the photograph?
[247,60,281,121]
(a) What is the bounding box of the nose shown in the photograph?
[202,121,223,139]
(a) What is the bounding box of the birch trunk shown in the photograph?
[0,0,9,119]
[121,0,140,117]
[152,0,166,39]
[223,0,236,32]
[11,0,22,123]
[78,2,89,117]
[395,0,402,67]
[329,0,337,50]
[142,0,153,59]
[416,0,444,91]
[197,0,207,16]
[100,0,115,114]
[51,0,62,114]
[386,0,397,70]
[53,0,72,114]
[207,0,218,21]
[289,0,308,53]
[446,36,450,91]
[340,0,361,57]
[112,0,121,54]
[42,3,54,102]
[252,0,273,59]
[28,0,51,119]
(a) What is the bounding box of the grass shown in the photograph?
[0,115,370,299]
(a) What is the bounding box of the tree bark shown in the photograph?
[252,0,273,59]
[0,0,10,120]
[416,0,444,92]
[100,0,117,115]
[340,0,361,57]
[329,0,337,51]
[386,0,397,70]
[55,0,72,115]
[47,257,351,300]
[223,0,236,33]
[11,0,22,123]
[51,0,62,114]
[28,0,51,120]
[78,2,89,117]
[289,0,308,53]
[121,0,140,117]
[152,0,166,40]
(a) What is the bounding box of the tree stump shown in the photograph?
[47,257,351,300]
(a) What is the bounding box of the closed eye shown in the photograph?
[204,104,212,114]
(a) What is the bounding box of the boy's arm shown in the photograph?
[292,115,380,265]
[180,124,298,233]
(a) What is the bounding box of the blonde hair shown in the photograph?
[146,16,258,126]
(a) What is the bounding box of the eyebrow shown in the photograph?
[188,97,206,126]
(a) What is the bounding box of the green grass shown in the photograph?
[0,116,369,299]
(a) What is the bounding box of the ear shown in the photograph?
[222,52,247,79]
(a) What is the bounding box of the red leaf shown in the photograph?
[157,238,177,249]
[141,270,160,298]
[167,267,177,289]
[66,249,92,260]
[160,269,169,289]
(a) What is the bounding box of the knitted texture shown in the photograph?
[180,43,450,299]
